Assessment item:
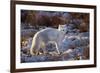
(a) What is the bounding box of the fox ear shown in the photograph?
[58,25,60,28]
[58,24,63,27]
[59,24,63,27]
[58,25,61,30]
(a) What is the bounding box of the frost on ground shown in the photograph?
[21,11,89,63]
[21,24,89,63]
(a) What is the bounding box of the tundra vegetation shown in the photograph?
[21,10,89,63]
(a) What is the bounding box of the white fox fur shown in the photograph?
[30,25,67,55]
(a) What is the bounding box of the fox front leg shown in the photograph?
[55,42,60,54]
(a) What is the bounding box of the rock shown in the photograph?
[21,22,90,62]
[21,55,49,62]
[49,51,60,56]
[79,22,89,32]
[82,46,89,59]
[21,29,38,37]
[79,32,89,37]
[60,39,73,52]
[46,43,56,52]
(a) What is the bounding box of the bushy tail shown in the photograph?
[30,34,40,55]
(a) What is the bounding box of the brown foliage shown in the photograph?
[83,46,89,59]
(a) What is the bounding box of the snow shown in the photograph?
[21,23,89,63]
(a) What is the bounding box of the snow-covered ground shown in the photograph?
[21,24,89,63]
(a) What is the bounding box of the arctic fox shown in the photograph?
[30,25,67,55]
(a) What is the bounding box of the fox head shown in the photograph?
[58,24,67,34]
